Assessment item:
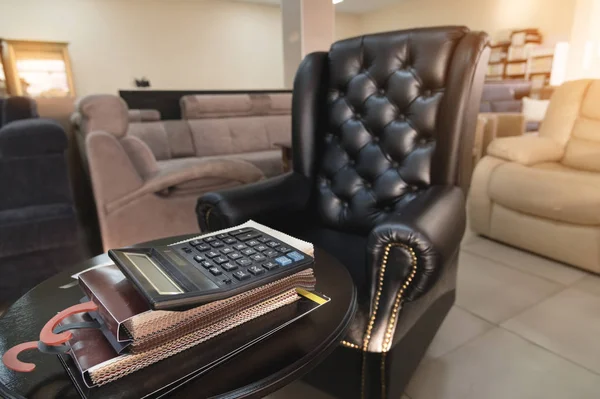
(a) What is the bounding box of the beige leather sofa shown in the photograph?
[73,93,291,249]
[469,79,600,273]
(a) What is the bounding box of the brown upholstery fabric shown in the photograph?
[164,120,195,158]
[75,94,129,138]
[121,136,159,178]
[128,109,161,122]
[180,93,292,119]
[128,121,172,160]
[203,150,283,178]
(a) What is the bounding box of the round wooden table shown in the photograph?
[0,235,356,399]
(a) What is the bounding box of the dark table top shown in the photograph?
[0,235,356,399]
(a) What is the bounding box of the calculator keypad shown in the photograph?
[173,227,311,290]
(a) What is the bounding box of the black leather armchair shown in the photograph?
[197,27,490,398]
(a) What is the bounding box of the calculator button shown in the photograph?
[193,255,204,263]
[209,267,222,276]
[236,258,253,267]
[196,244,211,252]
[204,236,217,243]
[275,256,292,266]
[223,237,237,245]
[233,243,247,250]
[214,256,229,264]
[257,236,270,243]
[222,278,232,285]
[248,266,265,276]
[229,228,252,236]
[201,261,213,269]
[237,232,261,241]
[182,247,192,253]
[233,270,251,280]
[210,240,225,248]
[221,262,238,272]
[241,248,256,256]
[216,233,229,239]
[227,252,243,260]
[266,241,279,248]
[264,250,279,258]
[220,247,234,254]
[189,239,202,246]
[276,246,291,253]
[247,240,260,247]
[287,251,305,261]
[206,251,220,258]
[251,254,267,262]
[262,261,279,270]
[255,245,268,252]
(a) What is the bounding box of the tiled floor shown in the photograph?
[269,230,600,399]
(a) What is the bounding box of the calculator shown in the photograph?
[108,227,314,311]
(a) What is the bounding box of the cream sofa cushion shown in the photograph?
[487,136,564,165]
[488,161,600,225]
[562,80,600,172]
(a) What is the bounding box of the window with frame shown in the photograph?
[1,40,75,97]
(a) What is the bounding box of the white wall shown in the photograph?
[0,0,288,95]
[336,12,361,40]
[359,0,576,45]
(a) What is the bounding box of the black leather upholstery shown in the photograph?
[1,96,39,126]
[197,26,489,398]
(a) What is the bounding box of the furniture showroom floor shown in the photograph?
[269,227,600,399]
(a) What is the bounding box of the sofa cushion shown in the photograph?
[128,121,171,160]
[188,115,290,157]
[488,162,600,225]
[204,149,283,178]
[561,80,600,172]
[181,93,292,119]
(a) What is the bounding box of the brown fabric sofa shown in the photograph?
[73,93,291,249]
[469,79,600,273]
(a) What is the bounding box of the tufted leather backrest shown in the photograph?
[291,27,489,233]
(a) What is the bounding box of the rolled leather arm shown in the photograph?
[196,172,311,231]
[368,185,465,302]
[362,186,465,352]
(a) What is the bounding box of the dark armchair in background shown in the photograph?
[0,97,82,304]
[197,27,489,398]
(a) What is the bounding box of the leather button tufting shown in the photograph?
[378,88,385,95]
[355,113,362,119]
[373,136,380,143]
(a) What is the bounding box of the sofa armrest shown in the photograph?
[487,135,564,165]
[196,172,311,231]
[106,158,264,214]
[0,119,67,158]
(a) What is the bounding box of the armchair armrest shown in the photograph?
[0,119,67,158]
[196,172,311,231]
[487,135,564,165]
[106,158,264,214]
[363,186,465,352]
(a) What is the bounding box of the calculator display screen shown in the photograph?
[125,252,183,295]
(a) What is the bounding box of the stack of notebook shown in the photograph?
[53,221,329,398]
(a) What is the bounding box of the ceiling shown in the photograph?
[229,0,401,14]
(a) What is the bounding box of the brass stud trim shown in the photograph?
[204,207,213,230]
[360,242,418,399]
[341,340,361,349]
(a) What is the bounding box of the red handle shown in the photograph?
[2,341,39,372]
[39,301,98,346]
